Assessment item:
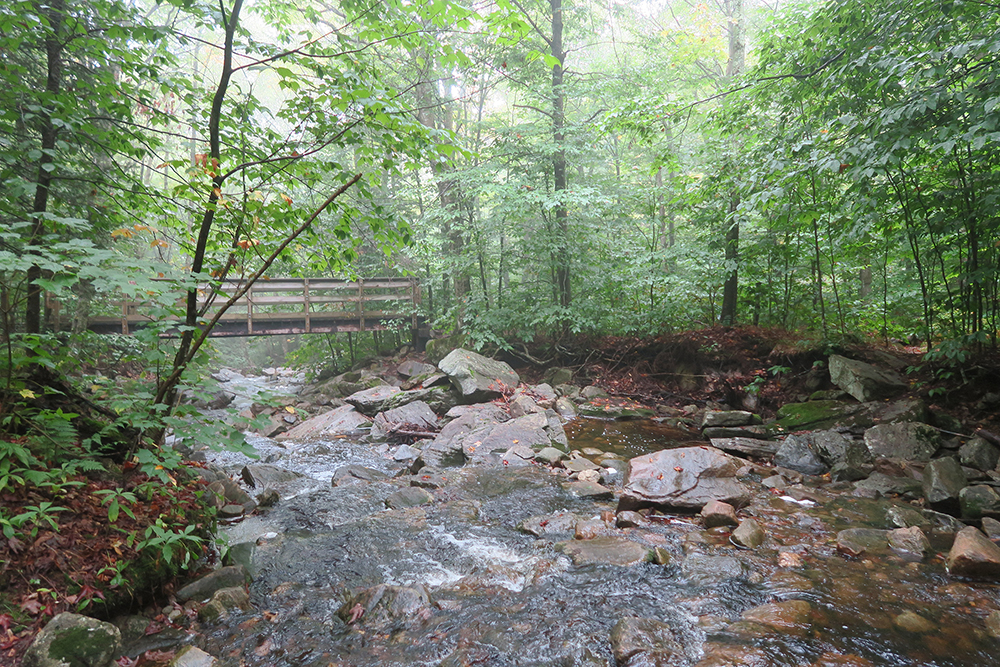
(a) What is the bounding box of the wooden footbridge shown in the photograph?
[80,277,421,338]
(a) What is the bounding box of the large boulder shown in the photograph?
[438,348,519,403]
[370,401,439,440]
[344,385,402,417]
[828,354,908,402]
[276,404,371,442]
[708,437,779,459]
[864,423,939,461]
[774,434,828,475]
[959,436,1000,472]
[240,464,303,489]
[381,386,457,415]
[23,613,122,667]
[618,446,750,512]
[772,400,877,432]
[947,526,1000,578]
[468,412,565,462]
[921,457,967,511]
[960,485,1000,521]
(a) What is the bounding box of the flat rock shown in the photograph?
[888,526,930,557]
[774,400,876,432]
[385,486,434,509]
[22,613,122,667]
[864,422,939,461]
[344,385,402,416]
[170,645,219,667]
[681,553,746,586]
[397,360,437,378]
[240,464,303,489]
[709,437,778,459]
[558,536,650,566]
[836,528,889,557]
[519,511,582,536]
[438,348,519,403]
[535,446,568,464]
[331,465,389,486]
[277,404,371,441]
[381,387,457,415]
[609,617,683,666]
[829,354,907,402]
[371,400,438,440]
[702,410,760,428]
[741,599,813,632]
[947,526,1000,578]
[703,426,770,439]
[563,480,614,499]
[176,565,250,603]
[619,446,750,512]
[701,500,738,528]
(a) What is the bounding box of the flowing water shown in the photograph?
[197,399,1000,667]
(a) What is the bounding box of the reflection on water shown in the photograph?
[564,417,699,458]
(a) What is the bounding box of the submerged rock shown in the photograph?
[618,446,750,512]
[198,586,252,622]
[558,537,651,566]
[836,528,889,557]
[337,584,431,628]
[609,617,683,666]
[519,511,582,536]
[740,599,813,633]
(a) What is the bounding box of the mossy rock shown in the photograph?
[424,333,467,365]
[771,400,875,433]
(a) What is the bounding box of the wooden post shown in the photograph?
[304,279,311,333]
[357,278,365,331]
[121,296,129,335]
[247,285,254,335]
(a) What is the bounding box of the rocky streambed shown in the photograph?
[24,349,1000,667]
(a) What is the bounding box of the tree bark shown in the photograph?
[719,0,744,327]
[550,0,571,311]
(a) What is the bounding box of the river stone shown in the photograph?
[508,394,539,418]
[774,434,828,475]
[852,472,922,499]
[520,511,582,536]
[385,486,434,509]
[438,348,519,402]
[277,404,371,441]
[337,584,431,628]
[332,465,389,486]
[828,354,907,402]
[371,400,438,439]
[702,410,760,428]
[886,504,933,530]
[535,446,568,464]
[344,385,402,416]
[616,510,649,528]
[888,526,930,556]
[240,464,302,489]
[544,367,574,386]
[554,396,577,418]
[381,386,457,415]
[564,456,601,473]
[959,436,1000,471]
[922,456,966,510]
[564,480,615,500]
[947,526,1000,578]
[732,518,765,549]
[580,385,609,400]
[836,528,889,557]
[703,426,770,440]
[609,617,683,666]
[468,412,554,462]
[397,360,436,378]
[424,333,466,364]
[198,586,252,622]
[681,553,746,586]
[773,400,875,432]
[864,423,939,461]
[701,500,738,528]
[218,504,245,518]
[708,437,778,459]
[558,536,651,566]
[170,646,219,667]
[982,517,1000,541]
[893,610,934,633]
[574,518,606,540]
[22,612,122,667]
[176,565,250,603]
[987,610,1000,638]
[741,599,813,632]
[619,446,750,512]
[959,485,1000,521]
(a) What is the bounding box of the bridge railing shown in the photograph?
[83,277,421,337]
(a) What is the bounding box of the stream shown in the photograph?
[186,373,999,667]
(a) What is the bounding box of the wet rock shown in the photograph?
[331,465,389,486]
[828,354,907,402]
[574,518,606,540]
[438,348,519,403]
[176,565,250,603]
[982,516,1000,541]
[732,519,765,549]
[564,456,601,473]
[558,536,651,566]
[22,612,121,667]
[810,652,878,667]
[741,599,813,633]
[577,469,602,483]
[681,554,746,586]
[170,645,219,667]
[986,610,1000,638]
[501,444,536,466]
[580,385,609,400]
[198,586,252,622]
[777,551,804,568]
[700,500,738,528]
[519,511,582,536]
[223,542,257,578]
[774,434,828,475]
[255,489,279,508]
[960,485,1000,521]
[469,412,561,462]
[609,617,682,666]
[534,446,567,464]
[240,464,302,489]
[694,645,772,667]
[554,396,577,419]
[381,386,457,415]
[864,422,939,461]
[761,474,786,490]
[947,526,1000,578]
[218,504,245,519]
[708,437,778,459]
[385,486,434,509]
[888,526,930,557]
[922,456,967,510]
[564,480,615,500]
[959,436,1000,471]
[702,425,770,439]
[922,508,966,533]
[852,472,922,499]
[371,400,438,440]
[616,511,648,528]
[836,528,889,557]
[618,446,750,512]
[702,410,760,428]
[578,397,655,419]
[344,385,402,416]
[337,584,431,628]
[276,404,371,441]
[408,469,448,489]
[893,610,934,633]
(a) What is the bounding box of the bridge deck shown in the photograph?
[80,277,420,337]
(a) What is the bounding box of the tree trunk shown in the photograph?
[551,0,571,311]
[718,0,744,327]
